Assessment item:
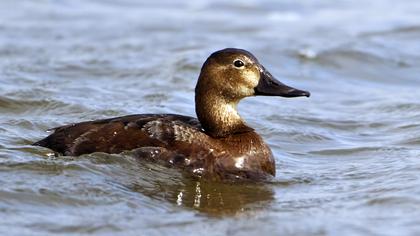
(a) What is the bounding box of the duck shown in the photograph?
[33,48,310,180]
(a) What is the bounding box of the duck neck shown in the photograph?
[195,90,252,138]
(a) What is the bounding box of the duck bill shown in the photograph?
[254,68,310,98]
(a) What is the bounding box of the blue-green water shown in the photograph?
[1,1,420,235]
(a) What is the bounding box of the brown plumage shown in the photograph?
[33,48,310,180]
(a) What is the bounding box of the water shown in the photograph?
[1,0,420,235]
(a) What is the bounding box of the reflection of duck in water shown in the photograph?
[174,181,274,215]
[34,48,310,180]
[129,175,275,216]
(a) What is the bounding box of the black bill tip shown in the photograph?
[287,89,310,98]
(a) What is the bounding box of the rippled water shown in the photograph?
[1,0,420,235]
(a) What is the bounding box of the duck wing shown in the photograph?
[33,114,204,156]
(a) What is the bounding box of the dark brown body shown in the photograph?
[34,114,275,180]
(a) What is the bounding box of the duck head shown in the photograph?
[196,48,310,100]
[195,48,310,137]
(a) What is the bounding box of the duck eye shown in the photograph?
[233,60,245,68]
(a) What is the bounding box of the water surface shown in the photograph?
[1,0,420,235]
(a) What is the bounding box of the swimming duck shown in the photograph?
[33,48,310,180]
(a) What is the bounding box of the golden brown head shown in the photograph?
[195,48,310,137]
[196,48,310,102]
